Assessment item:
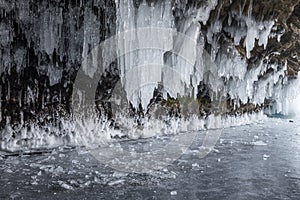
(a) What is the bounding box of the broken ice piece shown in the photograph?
[72,160,79,164]
[58,181,74,190]
[5,168,13,173]
[192,163,200,168]
[58,153,65,158]
[112,171,128,178]
[263,154,270,160]
[31,181,38,185]
[107,179,125,186]
[94,177,101,183]
[81,181,91,187]
[213,149,220,153]
[54,166,64,174]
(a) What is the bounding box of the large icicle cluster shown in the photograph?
[115,0,221,109]
[116,0,174,109]
[114,0,299,115]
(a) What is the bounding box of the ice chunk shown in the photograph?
[107,179,125,186]
[263,154,270,160]
[58,181,74,190]
[252,141,267,146]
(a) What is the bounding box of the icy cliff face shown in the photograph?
[114,0,300,115]
[0,0,300,151]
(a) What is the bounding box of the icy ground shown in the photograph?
[0,117,300,200]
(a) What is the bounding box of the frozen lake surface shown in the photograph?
[0,117,300,199]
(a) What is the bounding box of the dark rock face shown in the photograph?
[0,0,299,128]
[0,0,116,127]
[207,0,300,75]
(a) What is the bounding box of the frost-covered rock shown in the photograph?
[0,0,299,151]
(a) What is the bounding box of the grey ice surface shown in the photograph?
[0,117,300,200]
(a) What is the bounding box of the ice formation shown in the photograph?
[0,111,266,152]
[113,0,298,114]
[116,0,175,109]
[0,0,299,152]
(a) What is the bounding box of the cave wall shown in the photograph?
[0,0,116,127]
[0,0,299,128]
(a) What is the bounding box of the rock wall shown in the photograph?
[0,0,299,129]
